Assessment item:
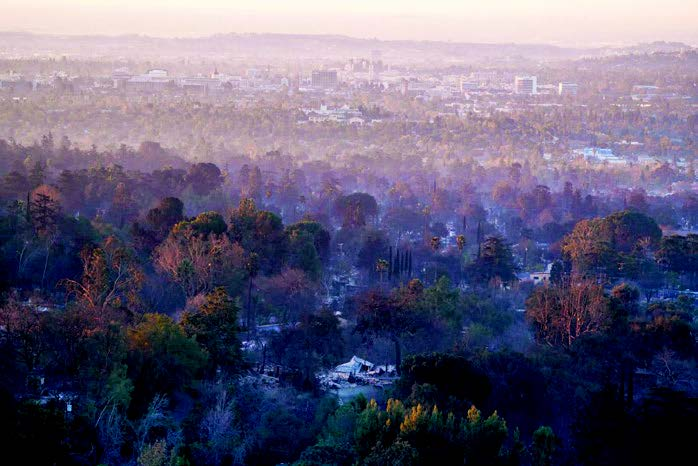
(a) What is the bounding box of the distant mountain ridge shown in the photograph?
[0,31,694,63]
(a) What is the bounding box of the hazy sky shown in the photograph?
[3,0,697,46]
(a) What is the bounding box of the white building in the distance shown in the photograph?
[558,82,579,96]
[514,76,537,95]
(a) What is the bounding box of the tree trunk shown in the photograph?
[619,365,625,408]
[17,242,26,274]
[26,191,31,223]
[260,343,267,374]
[394,337,402,375]
[41,241,51,288]
[626,363,634,409]
[247,276,253,332]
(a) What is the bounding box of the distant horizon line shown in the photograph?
[1,29,696,50]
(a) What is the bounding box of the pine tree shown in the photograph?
[388,246,393,280]
[28,161,45,189]
[29,186,61,236]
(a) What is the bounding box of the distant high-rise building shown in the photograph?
[370,50,384,74]
[348,58,370,72]
[400,78,409,96]
[460,77,478,93]
[311,70,338,89]
[124,69,173,92]
[514,76,537,95]
[558,82,578,96]
[111,67,131,89]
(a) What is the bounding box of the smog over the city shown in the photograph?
[0,1,696,465]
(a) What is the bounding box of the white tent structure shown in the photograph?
[333,356,374,378]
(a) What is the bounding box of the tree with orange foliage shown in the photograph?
[525,279,620,348]
[61,236,144,312]
[154,226,245,298]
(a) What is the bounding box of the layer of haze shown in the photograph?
[3,0,698,46]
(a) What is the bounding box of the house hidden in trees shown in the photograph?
[330,356,397,382]
[321,356,396,404]
[334,356,374,379]
[518,263,553,285]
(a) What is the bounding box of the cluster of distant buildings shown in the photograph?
[557,146,689,169]
[111,68,282,94]
[111,67,348,94]
[109,66,368,94]
[630,85,687,102]
[513,76,578,96]
[0,70,71,92]
[1,45,578,100]
[2,65,580,100]
[300,104,373,125]
[0,71,33,91]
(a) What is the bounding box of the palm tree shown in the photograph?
[456,234,467,283]
[375,259,389,284]
[430,236,441,253]
[245,252,259,333]
[429,236,442,283]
